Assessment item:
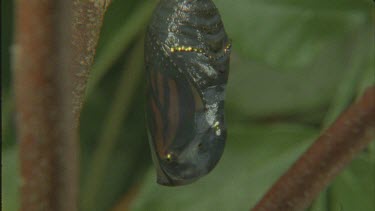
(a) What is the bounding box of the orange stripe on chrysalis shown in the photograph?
[156,71,164,107]
[150,97,165,156]
[165,79,179,149]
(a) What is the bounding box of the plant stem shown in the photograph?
[14,0,77,210]
[14,0,111,209]
[71,0,112,124]
[252,85,375,211]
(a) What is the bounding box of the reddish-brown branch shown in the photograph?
[252,85,375,211]
[14,0,77,210]
[14,0,111,210]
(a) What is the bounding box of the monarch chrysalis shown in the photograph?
[145,0,231,186]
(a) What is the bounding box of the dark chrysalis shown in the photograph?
[145,0,231,186]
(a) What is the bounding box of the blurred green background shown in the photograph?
[2,0,374,210]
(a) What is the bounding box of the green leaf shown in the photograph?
[80,39,149,211]
[216,0,370,70]
[328,150,375,211]
[214,0,372,119]
[86,0,156,96]
[2,147,20,211]
[322,29,373,127]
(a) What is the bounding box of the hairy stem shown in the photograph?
[72,0,112,124]
[252,85,375,211]
[14,0,77,210]
[14,0,111,210]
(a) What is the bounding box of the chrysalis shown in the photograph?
[145,0,231,186]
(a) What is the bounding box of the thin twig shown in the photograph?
[72,0,112,125]
[252,85,375,211]
[14,0,77,210]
